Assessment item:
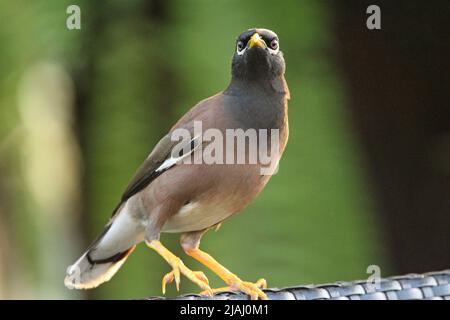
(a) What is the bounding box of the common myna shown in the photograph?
[65,28,290,300]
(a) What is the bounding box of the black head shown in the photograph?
[231,28,285,81]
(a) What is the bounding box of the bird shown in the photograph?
[65,28,290,300]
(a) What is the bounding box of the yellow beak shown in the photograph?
[247,33,266,49]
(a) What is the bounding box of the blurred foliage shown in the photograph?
[0,0,387,299]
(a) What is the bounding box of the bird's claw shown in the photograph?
[200,278,268,300]
[193,271,210,285]
[230,278,268,300]
[161,257,212,295]
[255,278,268,289]
[162,270,180,294]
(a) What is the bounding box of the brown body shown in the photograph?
[128,83,289,241]
[65,28,289,297]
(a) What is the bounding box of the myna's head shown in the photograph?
[231,28,285,80]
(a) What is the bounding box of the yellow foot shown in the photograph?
[201,278,268,300]
[162,256,213,296]
[146,240,213,296]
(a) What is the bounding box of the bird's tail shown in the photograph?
[65,203,145,289]
[64,245,135,290]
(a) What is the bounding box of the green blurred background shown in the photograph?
[0,0,448,299]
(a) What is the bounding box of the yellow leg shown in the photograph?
[185,248,268,300]
[147,240,212,296]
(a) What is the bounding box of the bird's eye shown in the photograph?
[237,41,245,52]
[270,39,279,50]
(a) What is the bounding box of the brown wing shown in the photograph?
[111,94,222,216]
[106,133,175,217]
[120,133,176,202]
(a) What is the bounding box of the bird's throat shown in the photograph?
[224,75,289,98]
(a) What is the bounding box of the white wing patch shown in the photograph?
[155,135,201,173]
